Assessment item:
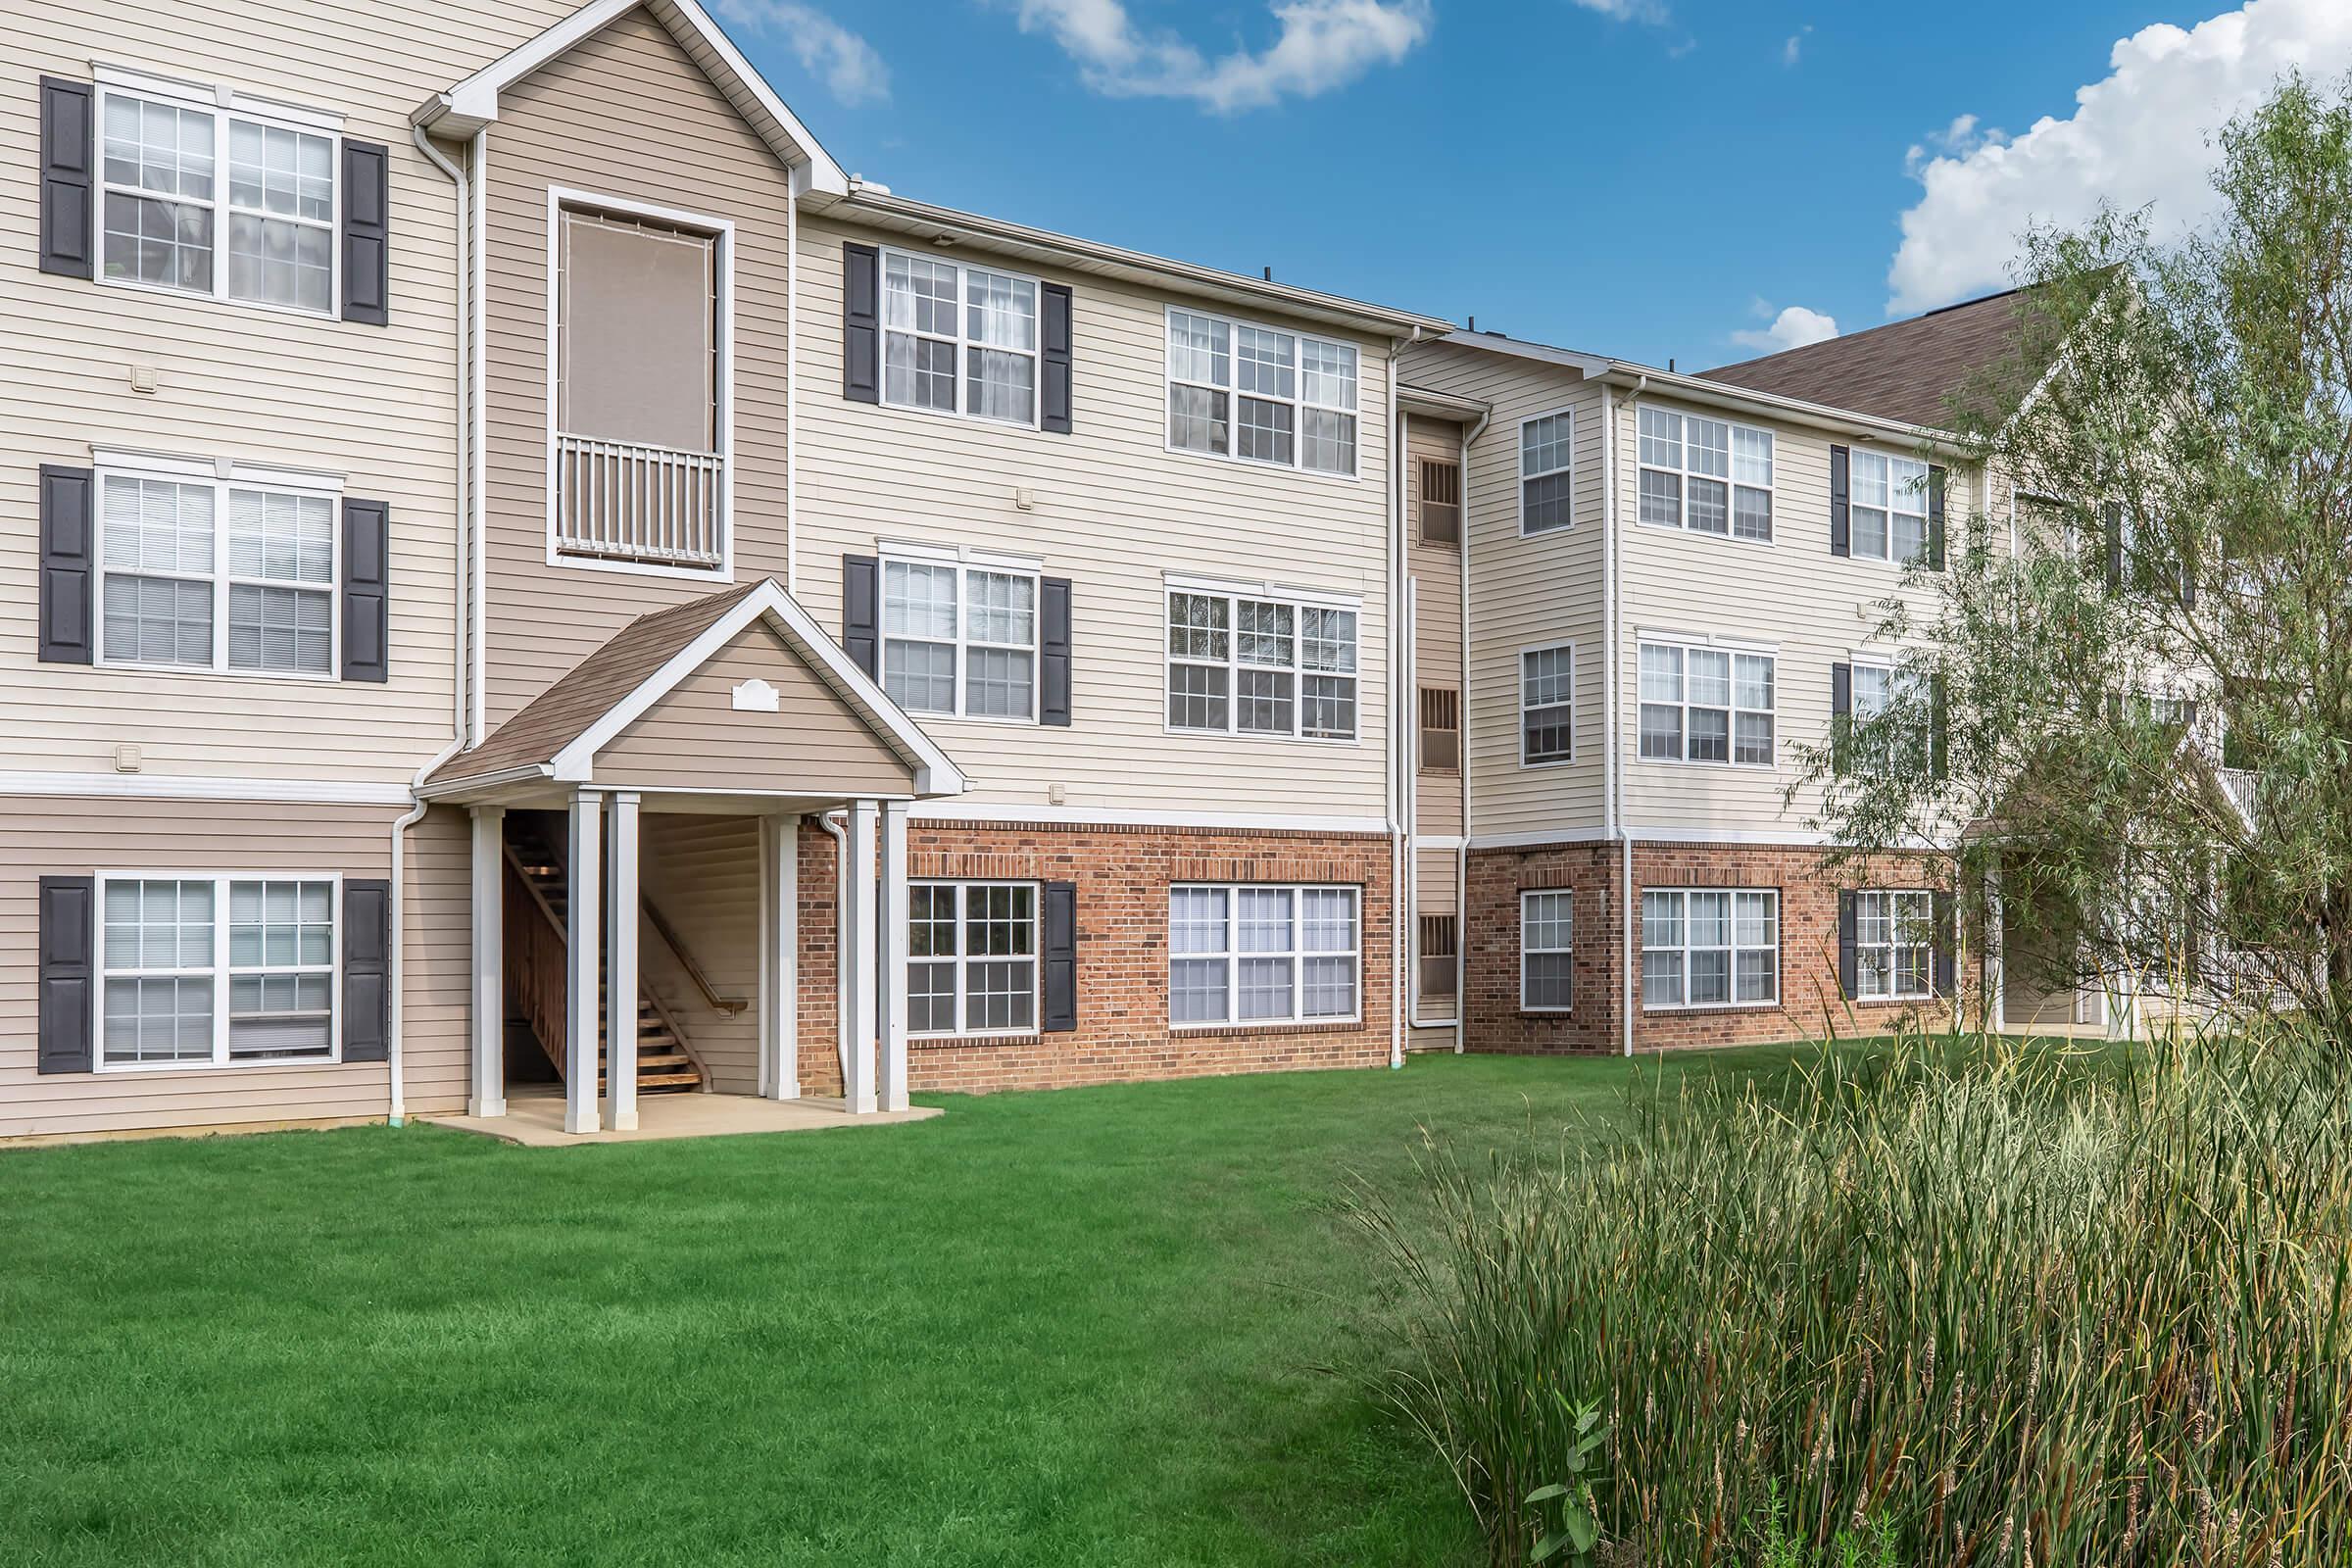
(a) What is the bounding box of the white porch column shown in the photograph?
[467,806,507,1118]
[760,814,802,1100]
[880,800,909,1113]
[1985,862,2007,1036]
[605,790,641,1132]
[842,799,880,1113]
[564,788,603,1135]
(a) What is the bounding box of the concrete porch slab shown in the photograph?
[422,1086,941,1148]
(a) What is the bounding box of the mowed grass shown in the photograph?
[3,1048,1824,1567]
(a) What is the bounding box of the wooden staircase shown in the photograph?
[504,818,706,1095]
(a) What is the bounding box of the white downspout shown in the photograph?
[784,164,801,597]
[1612,376,1645,1057]
[392,124,475,1126]
[1454,409,1488,1054]
[468,129,488,746]
[1387,338,1408,1070]
[816,808,851,1085]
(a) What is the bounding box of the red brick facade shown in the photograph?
[792,819,1395,1096]
[1463,839,1976,1054]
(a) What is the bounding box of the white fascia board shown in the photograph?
[1602,362,1971,452]
[0,772,414,807]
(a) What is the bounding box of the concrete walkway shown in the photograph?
[423,1086,941,1147]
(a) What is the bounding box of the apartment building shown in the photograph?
[5,0,1454,1140]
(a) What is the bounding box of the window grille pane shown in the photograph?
[1238,956,1295,1019]
[965,572,1035,647]
[1301,407,1355,473]
[1301,956,1356,1017]
[885,332,956,412]
[884,563,956,638]
[1732,426,1773,487]
[227,971,332,1058]
[1236,667,1295,734]
[227,121,331,221]
[1235,326,1295,399]
[105,476,215,574]
[104,976,215,1063]
[1524,706,1573,762]
[1638,467,1682,526]
[230,879,333,969]
[1237,889,1295,954]
[1522,414,1572,476]
[1523,647,1573,708]
[227,583,331,674]
[1857,893,1891,946]
[1642,891,1682,950]
[1853,507,1889,559]
[1236,601,1295,666]
[1301,609,1356,673]
[105,574,213,667]
[965,348,1035,423]
[1300,889,1356,952]
[106,879,214,969]
[1169,888,1229,955]
[1688,707,1730,761]
[1166,594,1228,660]
[1893,511,1929,564]
[1733,486,1773,540]
[1733,710,1774,765]
[1638,407,1681,468]
[1734,655,1774,711]
[227,489,333,583]
[1167,662,1229,730]
[964,269,1037,350]
[909,961,956,1033]
[1859,944,1890,999]
[966,960,1036,1031]
[1686,416,1730,477]
[884,253,956,334]
[1852,451,1889,508]
[1300,338,1356,410]
[1301,675,1355,740]
[1523,892,1574,951]
[1523,471,1574,532]
[225,212,331,313]
[1642,949,1684,1007]
[1167,311,1230,386]
[1638,645,1683,703]
[1689,948,1731,1004]
[1736,949,1777,1002]
[964,647,1034,718]
[1523,952,1573,1009]
[1687,892,1732,948]
[1236,396,1295,465]
[1735,893,1777,947]
[885,639,956,713]
[1688,650,1731,707]
[908,886,956,958]
[1688,475,1729,534]
[1171,957,1228,1023]
[1638,703,1682,760]
[105,95,215,198]
[103,193,215,293]
[1168,383,1229,454]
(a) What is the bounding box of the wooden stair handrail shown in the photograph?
[642,898,747,1017]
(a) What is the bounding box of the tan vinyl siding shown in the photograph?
[638,811,760,1092]
[1612,398,1979,834]
[0,799,468,1139]
[1414,844,1459,915]
[592,621,914,794]
[478,7,797,729]
[793,216,1394,821]
[1399,342,1607,840]
[1408,416,1465,839]
[1,1,577,783]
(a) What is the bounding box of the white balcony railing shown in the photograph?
[554,432,725,569]
[2218,766,2259,827]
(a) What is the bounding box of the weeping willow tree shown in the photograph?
[1794,75,2352,1042]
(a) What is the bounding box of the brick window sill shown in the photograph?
[1170,1019,1369,1039]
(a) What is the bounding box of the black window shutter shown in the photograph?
[339,138,390,325]
[1830,662,1852,772]
[343,878,392,1063]
[1928,465,1947,570]
[38,465,94,664]
[39,77,95,278]
[1040,576,1072,726]
[1933,892,1958,997]
[342,498,390,683]
[2102,503,2125,589]
[1931,672,1949,779]
[1040,282,1074,433]
[1837,890,1859,1001]
[37,876,95,1075]
[1042,881,1077,1032]
[842,242,880,404]
[1829,445,1851,557]
[842,555,879,679]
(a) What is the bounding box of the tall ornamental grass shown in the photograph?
[1349,1032,2352,1566]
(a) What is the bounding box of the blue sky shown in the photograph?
[710,0,2349,368]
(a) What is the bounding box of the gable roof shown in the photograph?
[1696,285,2057,432]
[423,578,963,798]
[413,0,847,195]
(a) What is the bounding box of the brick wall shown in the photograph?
[1463,840,1979,1054]
[793,818,1396,1096]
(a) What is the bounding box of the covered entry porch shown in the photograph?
[418,580,966,1136]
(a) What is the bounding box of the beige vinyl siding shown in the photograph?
[1414,844,1459,914]
[592,621,914,794]
[478,7,798,730]
[793,216,1394,820]
[1407,416,1465,839]
[1399,342,1607,841]
[0,2,584,782]
[638,811,760,1093]
[0,799,469,1139]
[1612,397,1980,834]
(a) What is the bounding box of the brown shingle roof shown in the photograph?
[1697,285,2055,430]
[426,578,765,787]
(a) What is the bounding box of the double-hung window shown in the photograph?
[1520,891,1574,1011]
[1851,451,1931,564]
[881,553,1040,721]
[1638,407,1773,540]
[1521,644,1575,764]
[1166,307,1358,475]
[1169,884,1359,1026]
[1638,640,1775,765]
[907,881,1038,1036]
[1520,412,1574,533]
[99,874,337,1068]
[97,460,337,677]
[1642,889,1778,1008]
[882,250,1041,426]
[1166,588,1358,741]
[1855,890,1934,1000]
[98,79,338,315]
[1850,660,1929,772]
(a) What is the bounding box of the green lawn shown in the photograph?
[2,1049,1821,1567]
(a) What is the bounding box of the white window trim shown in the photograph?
[90,869,343,1073]
[1162,304,1363,481]
[90,72,343,321]
[1519,640,1576,768]
[1854,888,1937,1003]
[877,245,1044,431]
[878,547,1044,725]
[1168,883,1363,1030]
[92,457,343,681]
[1518,889,1574,1013]
[1163,586,1363,746]
[541,185,737,584]
[907,878,1042,1040]
[1634,402,1776,545]
[1847,446,1934,566]
[1642,886,1781,1012]
[1517,407,1575,536]
[1636,635,1778,769]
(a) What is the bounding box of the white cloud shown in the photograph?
[1887,0,2352,315]
[1569,0,1669,21]
[1009,0,1433,113]
[1783,24,1811,66]
[714,0,890,106]
[1731,304,1840,354]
